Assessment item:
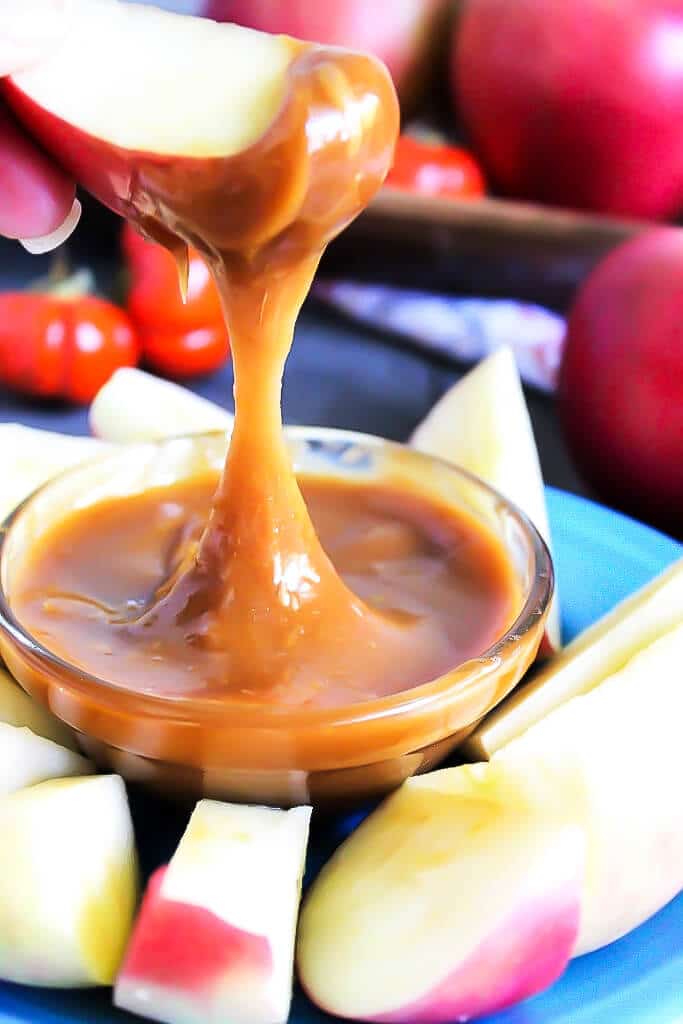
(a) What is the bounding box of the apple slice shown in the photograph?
[90,368,233,443]
[0,423,110,523]
[3,0,396,263]
[115,800,312,1024]
[0,663,79,749]
[298,764,584,1023]
[5,0,296,165]
[0,774,138,987]
[0,722,91,796]
[465,555,683,760]
[410,345,561,651]
[498,620,683,955]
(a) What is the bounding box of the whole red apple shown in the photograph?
[213,0,446,108]
[453,0,683,218]
[558,229,683,536]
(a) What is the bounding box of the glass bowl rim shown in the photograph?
[0,425,554,731]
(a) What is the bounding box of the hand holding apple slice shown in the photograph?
[90,368,233,443]
[0,775,138,987]
[116,800,311,1024]
[411,346,561,651]
[0,722,91,796]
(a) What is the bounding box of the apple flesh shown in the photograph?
[453,0,683,218]
[0,423,109,523]
[558,229,683,536]
[115,800,311,1024]
[90,367,233,442]
[0,775,138,987]
[0,722,91,796]
[411,345,560,651]
[0,663,79,749]
[499,621,683,954]
[465,555,683,759]
[298,764,583,1023]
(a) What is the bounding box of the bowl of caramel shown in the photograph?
[0,428,552,808]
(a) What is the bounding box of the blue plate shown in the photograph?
[0,487,681,1024]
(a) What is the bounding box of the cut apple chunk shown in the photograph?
[466,555,683,760]
[298,764,583,1023]
[7,0,295,160]
[0,722,91,796]
[0,664,79,749]
[0,775,138,987]
[411,346,560,651]
[0,423,110,523]
[115,800,312,1024]
[299,621,683,1020]
[90,368,233,443]
[498,621,683,954]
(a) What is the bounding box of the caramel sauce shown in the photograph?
[10,42,518,710]
[14,476,516,708]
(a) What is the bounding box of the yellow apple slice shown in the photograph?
[0,664,79,750]
[0,775,138,987]
[298,763,583,1023]
[299,621,683,1022]
[90,368,233,443]
[498,620,683,954]
[0,722,91,796]
[465,555,683,760]
[0,423,110,524]
[410,346,560,650]
[116,800,311,1024]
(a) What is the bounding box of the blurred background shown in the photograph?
[1,0,682,537]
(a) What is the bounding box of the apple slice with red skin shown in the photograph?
[2,0,397,262]
[297,764,583,1023]
[115,799,312,1024]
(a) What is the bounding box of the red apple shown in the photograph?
[453,0,683,218]
[214,0,446,109]
[558,229,683,536]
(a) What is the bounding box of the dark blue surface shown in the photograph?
[0,487,681,1023]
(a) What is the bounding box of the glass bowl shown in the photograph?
[0,428,553,808]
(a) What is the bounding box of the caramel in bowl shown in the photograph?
[0,429,552,808]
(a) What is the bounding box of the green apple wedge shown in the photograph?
[0,663,79,749]
[90,368,233,443]
[298,622,683,1022]
[410,346,561,651]
[0,775,138,987]
[465,555,683,760]
[0,722,91,796]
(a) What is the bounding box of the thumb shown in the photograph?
[0,0,73,78]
